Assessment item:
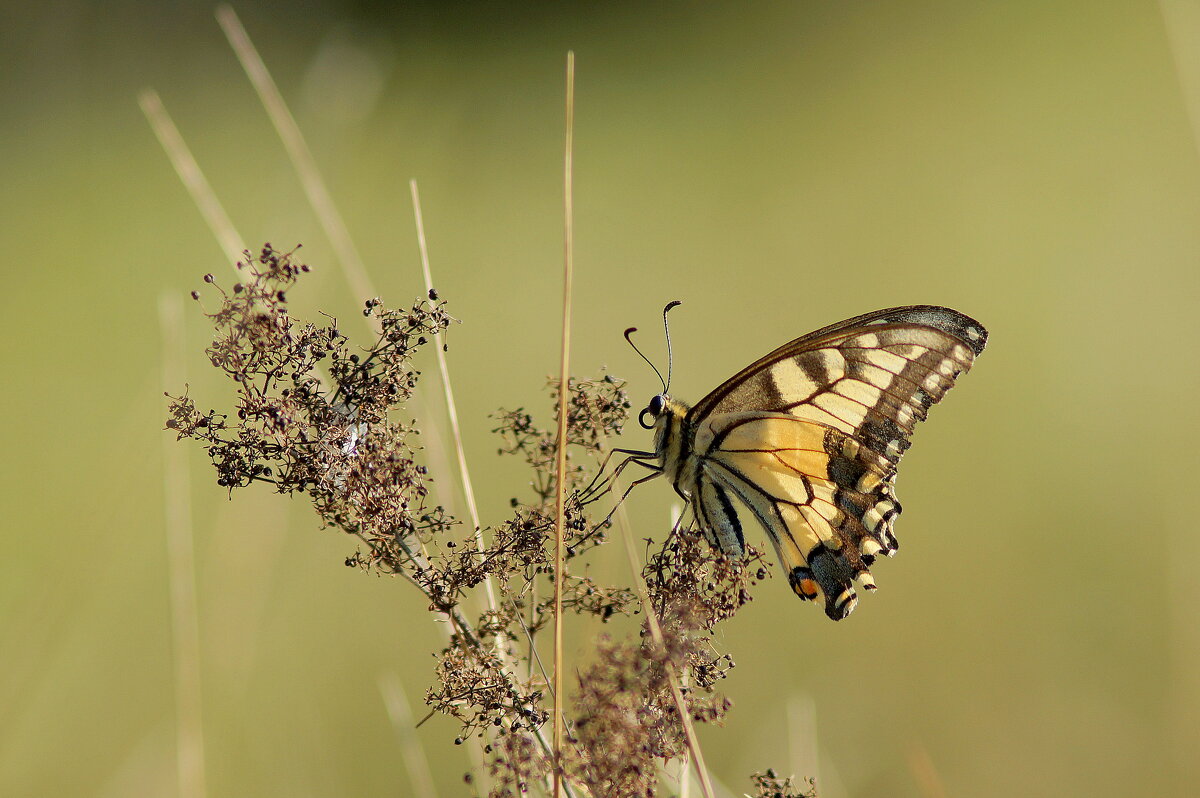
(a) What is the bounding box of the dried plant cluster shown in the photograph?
[167,245,814,797]
[749,770,819,798]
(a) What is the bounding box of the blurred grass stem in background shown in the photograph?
[158,293,208,798]
[215,4,374,306]
[139,90,245,264]
[378,672,437,798]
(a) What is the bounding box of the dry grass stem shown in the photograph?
[158,292,208,798]
[138,90,246,265]
[410,178,506,796]
[409,179,493,602]
[551,50,576,798]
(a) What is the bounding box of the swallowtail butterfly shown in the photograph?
[630,305,987,620]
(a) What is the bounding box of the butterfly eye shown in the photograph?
[639,394,666,429]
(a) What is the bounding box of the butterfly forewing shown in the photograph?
[680,305,986,620]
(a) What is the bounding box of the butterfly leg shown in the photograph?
[577,448,656,505]
[570,469,663,556]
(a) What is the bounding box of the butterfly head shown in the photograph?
[639,392,691,426]
[627,301,689,464]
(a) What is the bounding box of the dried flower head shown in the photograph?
[566,621,734,797]
[167,243,817,798]
[167,245,454,570]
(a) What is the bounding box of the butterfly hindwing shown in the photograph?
[694,414,894,618]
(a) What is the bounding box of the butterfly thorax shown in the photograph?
[647,394,698,494]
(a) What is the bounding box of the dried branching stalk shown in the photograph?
[749,770,819,798]
[167,243,818,796]
[215,4,374,304]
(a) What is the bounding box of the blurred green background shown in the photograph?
[3,1,1199,796]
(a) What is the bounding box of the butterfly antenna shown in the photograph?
[662,300,682,392]
[624,326,667,392]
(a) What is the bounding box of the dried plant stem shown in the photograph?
[552,50,576,798]
[379,673,438,798]
[508,596,555,691]
[408,180,510,797]
[620,529,717,798]
[391,534,575,798]
[389,534,483,649]
[215,4,376,306]
[678,674,692,798]
[159,292,209,798]
[607,453,717,798]
[408,180,496,612]
[138,90,246,266]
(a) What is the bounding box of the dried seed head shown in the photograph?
[167,243,785,798]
